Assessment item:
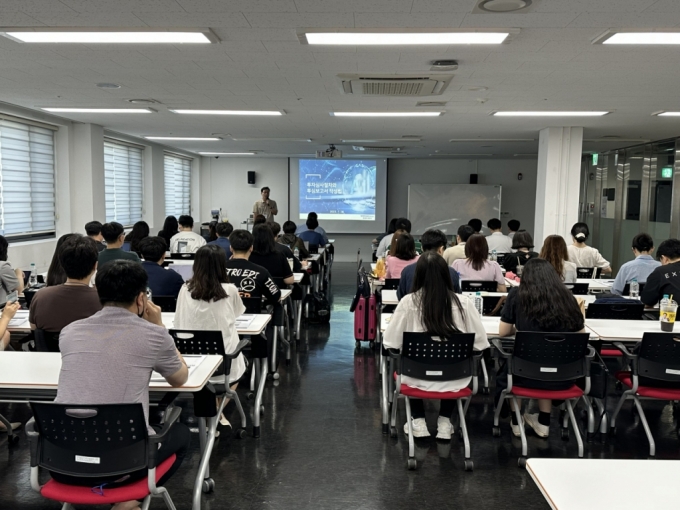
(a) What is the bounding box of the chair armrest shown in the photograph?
[148,406,182,469]
[225,339,251,359]
[387,348,400,359]
[471,351,483,377]
[491,338,512,358]
[613,342,639,373]
[643,313,657,321]
[25,418,39,468]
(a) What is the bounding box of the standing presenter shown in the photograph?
[253,186,278,223]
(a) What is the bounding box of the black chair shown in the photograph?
[492,332,593,467]
[389,332,479,471]
[611,334,680,456]
[168,329,250,438]
[34,329,61,352]
[308,243,319,254]
[26,402,180,509]
[496,253,507,267]
[622,282,646,296]
[170,253,195,260]
[153,295,177,313]
[577,267,602,279]
[384,278,400,290]
[586,302,644,320]
[461,281,497,292]
[564,282,590,295]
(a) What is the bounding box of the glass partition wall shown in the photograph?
[580,138,678,273]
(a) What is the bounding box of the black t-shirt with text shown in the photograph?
[225,258,281,305]
[641,261,680,306]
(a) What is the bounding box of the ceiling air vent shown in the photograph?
[338,74,453,97]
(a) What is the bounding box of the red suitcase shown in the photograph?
[354,294,377,347]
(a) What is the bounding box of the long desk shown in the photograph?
[0,352,223,510]
[527,458,680,509]
[161,312,272,336]
[577,278,614,291]
[585,318,663,342]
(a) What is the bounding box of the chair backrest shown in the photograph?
[637,333,680,382]
[564,282,590,295]
[30,402,148,477]
[577,267,601,279]
[34,329,61,352]
[496,253,506,267]
[585,302,644,320]
[622,282,646,296]
[384,278,400,290]
[170,252,195,260]
[399,332,476,382]
[511,331,590,382]
[461,280,497,292]
[168,329,226,375]
[121,242,131,252]
[308,243,319,254]
[481,295,503,315]
[241,297,263,314]
[152,295,177,312]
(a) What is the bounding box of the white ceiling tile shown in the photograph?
[645,0,680,12]
[216,29,299,42]
[28,11,146,26]
[60,0,185,12]
[354,13,466,28]
[244,12,355,28]
[411,0,477,12]
[0,12,43,24]
[535,0,658,12]
[460,12,578,28]
[294,0,413,13]
[568,12,680,28]
[176,0,298,12]
[133,12,251,27]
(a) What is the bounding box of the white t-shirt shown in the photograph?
[486,232,513,254]
[382,292,489,392]
[376,233,394,259]
[563,261,578,283]
[567,245,610,269]
[170,230,207,254]
[174,283,246,383]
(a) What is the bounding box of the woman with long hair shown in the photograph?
[386,231,419,279]
[249,223,294,285]
[157,215,179,248]
[46,233,77,287]
[539,235,577,283]
[451,234,507,292]
[498,258,586,438]
[174,245,246,427]
[503,232,538,276]
[567,222,611,275]
[0,235,24,304]
[383,252,489,439]
[124,221,150,256]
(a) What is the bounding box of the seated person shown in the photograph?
[373,218,397,245]
[507,219,520,239]
[53,260,190,503]
[377,218,410,259]
[398,229,461,299]
[203,220,218,243]
[443,225,475,265]
[253,214,267,225]
[503,232,539,275]
[124,221,150,256]
[452,234,507,292]
[386,231,419,279]
[498,259,586,438]
[279,220,310,259]
[249,224,295,285]
[269,222,304,273]
[30,235,102,332]
[641,238,680,306]
[0,235,24,305]
[158,215,179,248]
[46,233,76,286]
[298,217,326,249]
[85,220,106,252]
[139,237,184,299]
[468,218,482,234]
[98,222,141,267]
[383,252,488,439]
[208,221,233,261]
[539,235,577,283]
[485,218,513,254]
[169,215,207,253]
[612,233,661,295]
[567,222,611,275]
[296,212,329,244]
[225,230,281,305]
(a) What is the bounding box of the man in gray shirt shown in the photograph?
[54,260,189,496]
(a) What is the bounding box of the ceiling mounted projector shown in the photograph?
[316,145,342,158]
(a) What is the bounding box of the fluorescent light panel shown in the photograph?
[146,136,220,141]
[41,107,152,113]
[332,112,443,117]
[199,152,255,155]
[306,32,508,45]
[450,138,535,142]
[171,109,283,116]
[493,111,609,117]
[5,31,212,44]
[604,33,680,45]
[655,112,680,116]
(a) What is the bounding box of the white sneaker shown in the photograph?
[511,418,524,437]
[403,418,431,438]
[524,413,550,438]
[436,416,453,440]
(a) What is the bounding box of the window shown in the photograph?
[164,153,192,217]
[0,118,56,240]
[104,140,143,226]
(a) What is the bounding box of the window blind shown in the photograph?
[0,119,56,239]
[164,153,191,217]
[104,140,143,226]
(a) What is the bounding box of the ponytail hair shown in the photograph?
[571,222,590,242]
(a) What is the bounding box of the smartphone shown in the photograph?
[7,291,18,304]
[145,287,152,301]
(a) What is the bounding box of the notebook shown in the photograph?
[150,354,206,383]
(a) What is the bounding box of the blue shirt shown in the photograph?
[298,229,326,247]
[208,237,231,261]
[612,255,661,295]
[295,223,329,244]
[397,260,461,300]
[142,261,185,298]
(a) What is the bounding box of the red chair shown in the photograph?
[26,402,181,510]
[492,332,593,467]
[610,333,680,456]
[389,332,480,471]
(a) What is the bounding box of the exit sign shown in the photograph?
[592,153,598,165]
[662,166,673,179]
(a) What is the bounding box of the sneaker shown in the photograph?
[510,418,524,437]
[524,413,549,438]
[436,416,453,440]
[403,418,431,438]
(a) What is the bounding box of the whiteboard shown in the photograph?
[407,184,502,236]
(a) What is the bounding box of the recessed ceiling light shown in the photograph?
[96,82,121,89]
[302,31,510,45]
[199,152,256,155]
[429,153,493,156]
[598,32,680,45]
[2,29,215,44]
[342,138,423,142]
[41,107,153,113]
[128,99,160,104]
[331,112,443,117]
[654,111,680,117]
[492,111,610,117]
[145,136,221,141]
[478,0,531,13]
[450,138,535,142]
[228,137,311,142]
[170,109,284,116]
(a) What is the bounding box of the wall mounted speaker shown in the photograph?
[247,171,256,184]
[469,174,478,184]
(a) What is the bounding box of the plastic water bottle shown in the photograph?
[294,247,300,259]
[29,263,37,287]
[474,292,483,317]
[491,250,497,262]
[629,278,639,298]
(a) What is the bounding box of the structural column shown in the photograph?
[68,123,106,231]
[533,126,584,246]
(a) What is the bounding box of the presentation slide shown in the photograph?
[299,159,376,221]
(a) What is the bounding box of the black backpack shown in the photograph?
[306,292,331,324]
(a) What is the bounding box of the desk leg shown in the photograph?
[270,326,279,379]
[295,299,302,341]
[192,414,218,510]
[381,354,389,434]
[253,357,268,438]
